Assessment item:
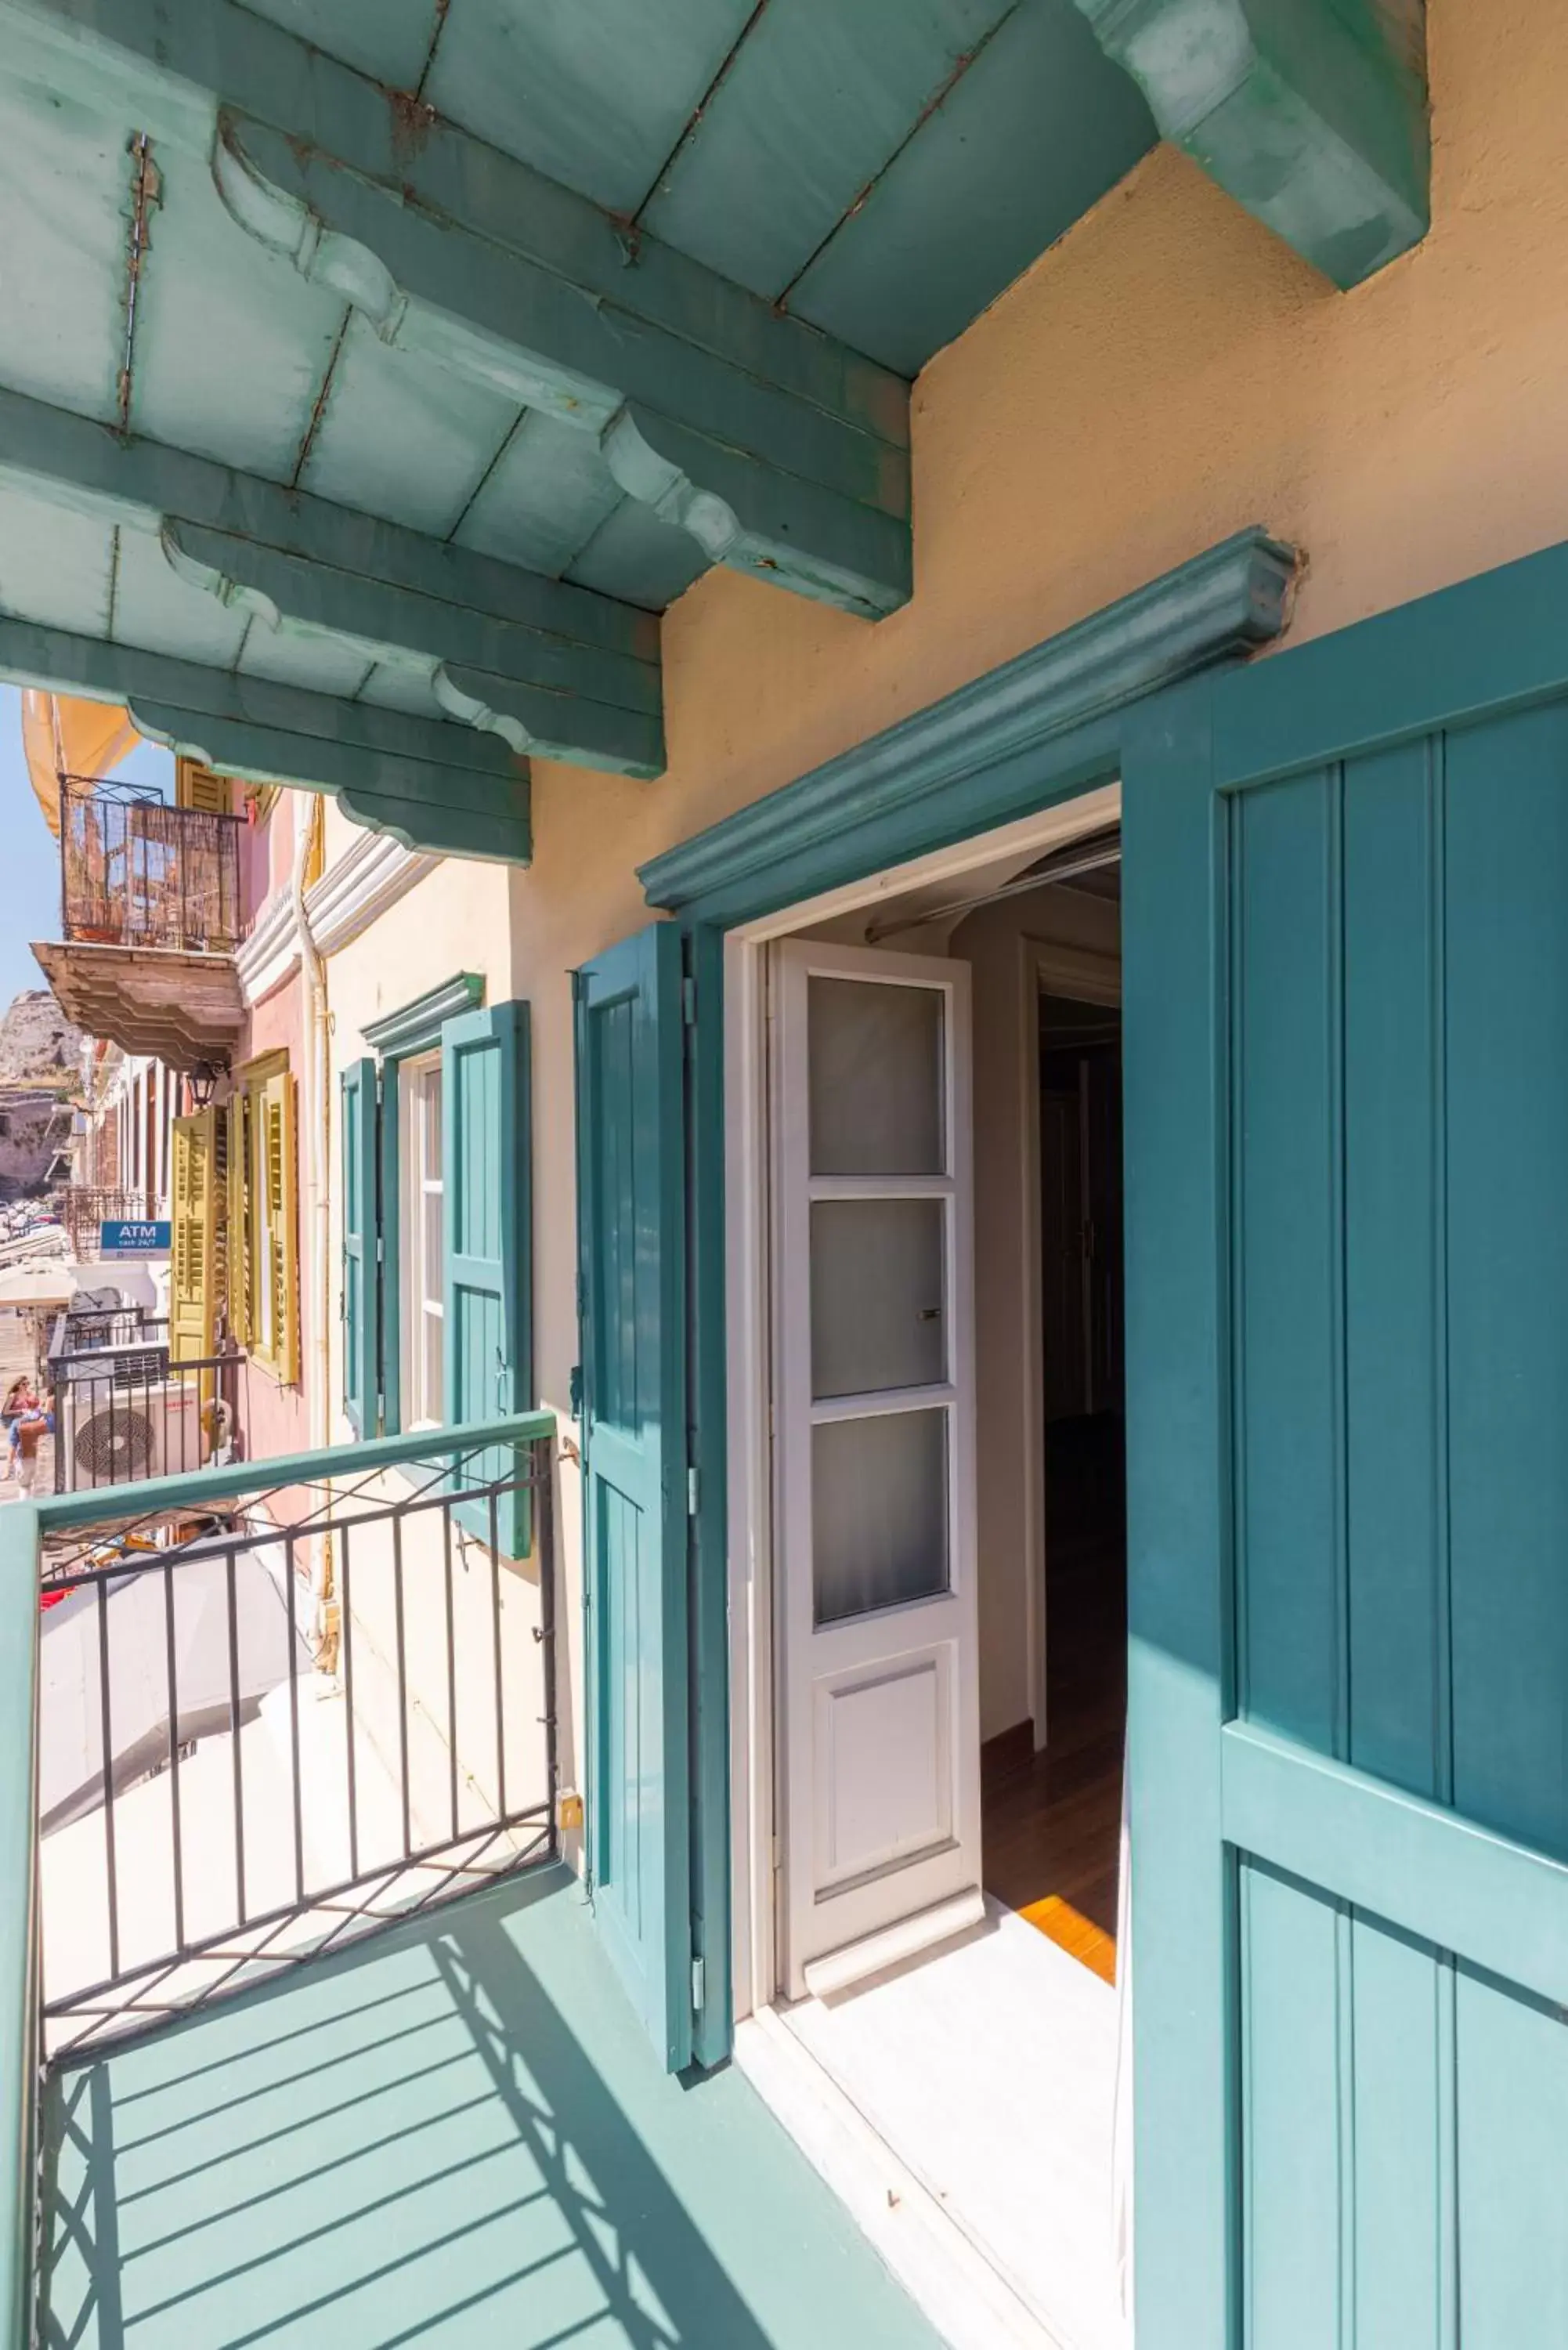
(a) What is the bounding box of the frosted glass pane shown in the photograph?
[811,1198,945,1398]
[809,977,943,1174]
[813,1408,948,1626]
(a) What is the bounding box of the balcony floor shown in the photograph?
[40,1865,941,2350]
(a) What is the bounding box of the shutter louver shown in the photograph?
[260,1069,299,1384]
[169,1108,219,1363]
[226,1094,252,1348]
[175,757,232,816]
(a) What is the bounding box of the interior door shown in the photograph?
[574,924,692,2069]
[1125,568,1568,2345]
[774,939,981,1998]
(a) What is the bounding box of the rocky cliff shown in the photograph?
[0,989,81,1085]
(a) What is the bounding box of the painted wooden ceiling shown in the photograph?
[238,0,1157,379]
[0,0,1425,858]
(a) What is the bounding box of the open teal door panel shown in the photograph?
[574,924,692,2072]
[1124,543,1568,2348]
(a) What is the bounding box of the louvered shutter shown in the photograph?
[175,757,232,816]
[341,1058,381,1436]
[169,1108,219,1363]
[260,1068,299,1384]
[226,1094,251,1347]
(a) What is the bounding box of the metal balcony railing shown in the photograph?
[0,1412,558,2339]
[45,1308,249,1496]
[58,776,242,953]
[58,1186,156,1260]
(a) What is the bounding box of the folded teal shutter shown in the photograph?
[574,925,692,2069]
[340,1058,380,1437]
[442,1000,532,1552]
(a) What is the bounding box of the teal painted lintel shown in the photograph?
[641,526,1299,922]
[364,971,485,1057]
[1073,0,1429,287]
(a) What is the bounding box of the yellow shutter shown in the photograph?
[169,1108,219,1363]
[175,757,232,816]
[226,1094,252,1349]
[258,1068,299,1384]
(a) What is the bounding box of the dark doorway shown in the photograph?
[983,988,1128,1983]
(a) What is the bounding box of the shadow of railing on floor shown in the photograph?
[37,1874,778,2350]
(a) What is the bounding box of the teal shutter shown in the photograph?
[1125,548,1568,2345]
[441,1000,532,1553]
[575,924,692,2070]
[340,1058,380,1437]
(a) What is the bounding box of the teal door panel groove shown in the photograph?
[575,924,692,2071]
[1125,578,1568,2344]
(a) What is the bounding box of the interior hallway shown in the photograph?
[982,1416,1126,1984]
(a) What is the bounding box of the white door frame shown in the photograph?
[724,785,1122,2021]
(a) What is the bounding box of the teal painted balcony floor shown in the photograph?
[39,1866,940,2350]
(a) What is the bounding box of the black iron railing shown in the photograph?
[47,1314,245,1495]
[33,1419,557,2064]
[58,776,241,953]
[49,1303,165,1358]
[59,1188,157,1260]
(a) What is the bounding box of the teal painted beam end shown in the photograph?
[0,607,535,862]
[1073,0,1429,287]
[0,385,665,782]
[127,697,533,866]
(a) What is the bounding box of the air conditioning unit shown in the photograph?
[59,1379,208,1491]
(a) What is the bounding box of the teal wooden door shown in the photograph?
[1125,551,1568,2347]
[575,924,692,2070]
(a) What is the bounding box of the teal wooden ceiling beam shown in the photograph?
[0,384,663,778]
[0,613,531,862]
[1071,0,1429,286]
[2,0,913,621]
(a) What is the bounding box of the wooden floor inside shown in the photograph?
[982,1416,1126,1984]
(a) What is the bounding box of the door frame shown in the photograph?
[638,530,1298,2059]
[721,791,1124,2021]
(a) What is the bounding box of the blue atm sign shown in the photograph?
[99,1220,172,1257]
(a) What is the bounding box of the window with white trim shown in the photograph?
[399,1053,445,1428]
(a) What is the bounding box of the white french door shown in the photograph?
[772,938,981,1998]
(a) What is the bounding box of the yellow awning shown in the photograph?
[21,692,142,837]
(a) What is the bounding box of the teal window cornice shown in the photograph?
[363,972,484,1058]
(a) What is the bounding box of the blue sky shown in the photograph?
[0,686,173,1015]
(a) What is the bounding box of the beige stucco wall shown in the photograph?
[511,0,1568,1452]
